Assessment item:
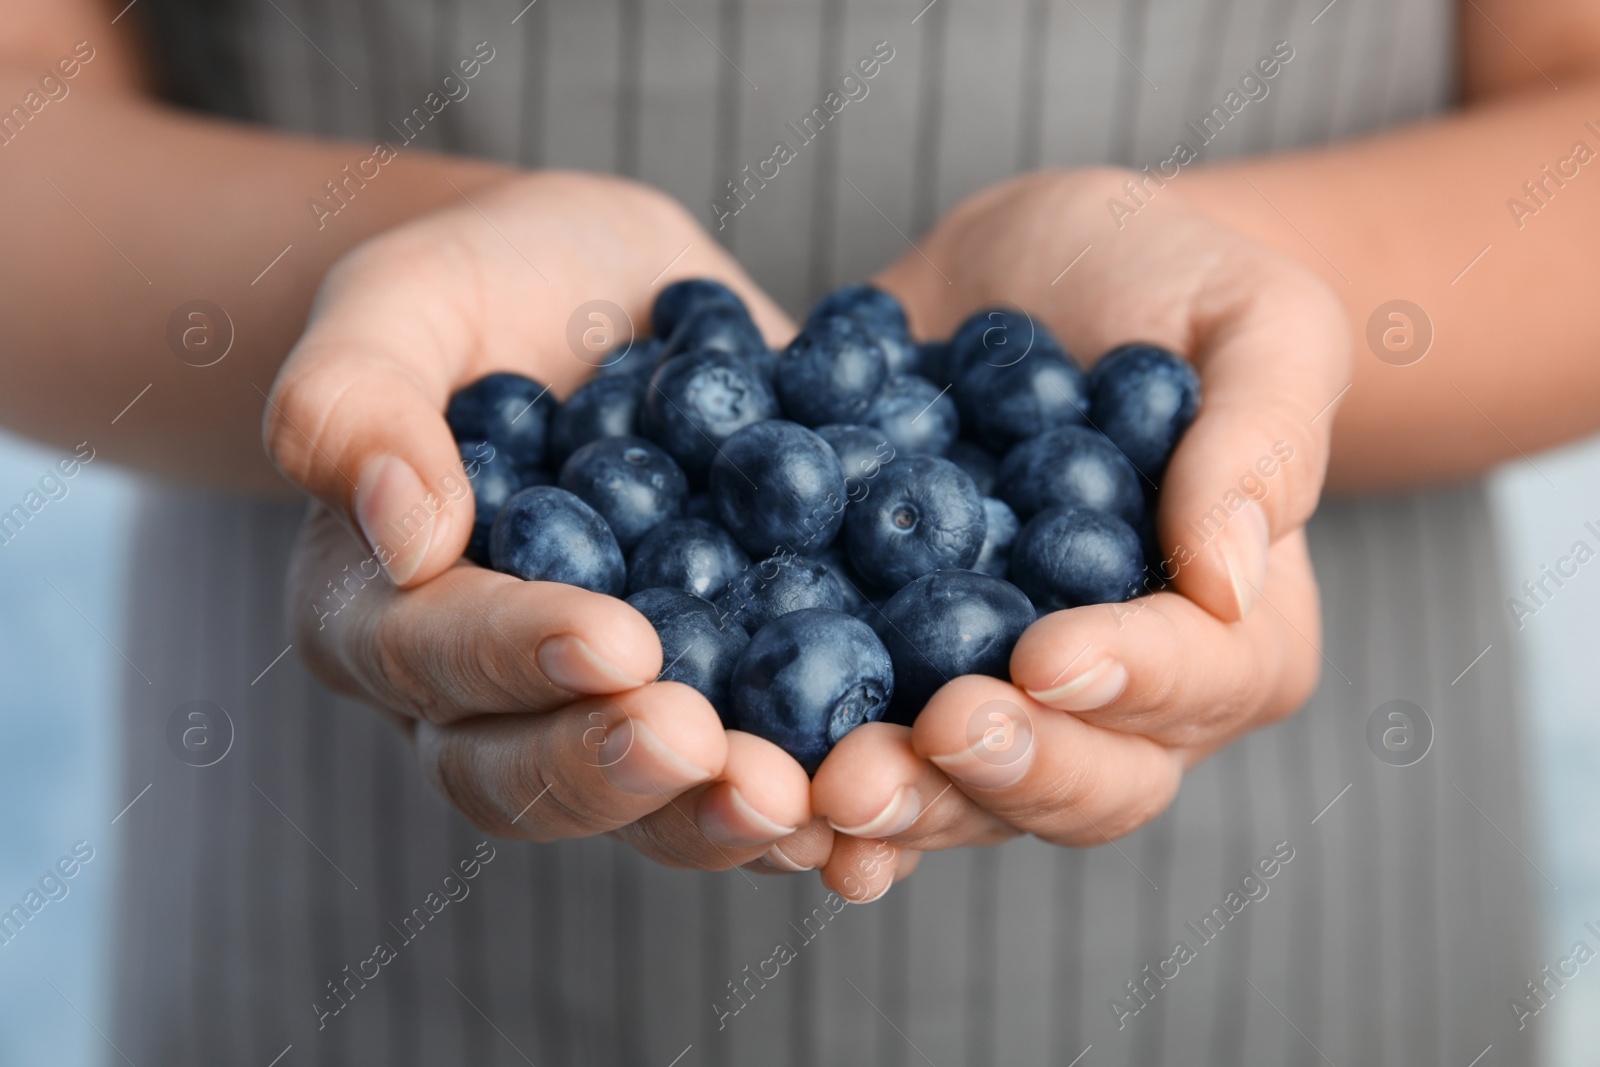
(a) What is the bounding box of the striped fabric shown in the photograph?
[113,1,1539,1065]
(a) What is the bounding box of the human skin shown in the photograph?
[3,0,1598,898]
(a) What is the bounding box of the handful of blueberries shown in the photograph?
[446,280,1199,773]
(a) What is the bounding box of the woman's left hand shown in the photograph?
[808,169,1350,898]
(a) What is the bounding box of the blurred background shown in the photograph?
[0,425,1594,1066]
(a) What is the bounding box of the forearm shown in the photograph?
[0,54,510,491]
[1180,78,1600,490]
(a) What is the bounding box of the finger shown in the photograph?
[1010,532,1322,748]
[821,836,902,904]
[911,675,1184,847]
[416,681,725,841]
[812,723,1017,851]
[1158,249,1350,621]
[290,505,660,723]
[616,731,812,869]
[748,818,837,874]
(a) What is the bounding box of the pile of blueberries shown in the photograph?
[446,279,1198,773]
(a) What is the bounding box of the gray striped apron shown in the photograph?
[115,1,1539,1064]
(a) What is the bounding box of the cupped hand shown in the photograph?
[269,171,828,873]
[810,168,1350,894]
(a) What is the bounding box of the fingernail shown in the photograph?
[763,842,813,873]
[929,732,1036,790]
[1027,656,1128,712]
[537,634,648,693]
[828,786,923,839]
[1218,500,1270,619]
[353,455,435,585]
[598,716,716,796]
[698,787,797,848]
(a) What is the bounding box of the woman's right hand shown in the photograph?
[268,172,833,875]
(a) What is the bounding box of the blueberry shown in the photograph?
[595,337,663,382]
[715,553,845,632]
[869,375,958,456]
[973,498,1020,578]
[808,545,871,611]
[956,350,1089,452]
[626,517,750,600]
[944,440,998,496]
[944,308,1053,381]
[918,339,952,384]
[1009,505,1146,610]
[815,423,896,495]
[807,283,910,334]
[874,570,1035,724]
[557,436,687,551]
[626,587,748,714]
[548,375,645,467]
[1088,343,1201,481]
[651,278,747,339]
[774,316,888,426]
[640,349,779,480]
[446,372,554,474]
[995,425,1144,524]
[747,348,780,383]
[727,608,893,774]
[460,440,531,566]
[710,420,847,557]
[488,486,625,594]
[662,305,766,362]
[843,454,986,592]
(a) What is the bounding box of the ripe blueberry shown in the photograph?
[774,316,888,426]
[460,440,536,566]
[944,440,998,496]
[548,374,645,467]
[843,454,986,591]
[1088,343,1201,481]
[557,436,687,551]
[727,608,893,774]
[973,497,1020,578]
[626,587,748,715]
[870,375,959,456]
[709,420,847,557]
[1009,505,1145,610]
[488,486,625,595]
[945,308,1065,385]
[874,569,1035,724]
[640,349,778,480]
[995,425,1144,524]
[445,372,554,475]
[661,305,766,362]
[715,553,845,633]
[651,278,747,339]
[956,349,1089,451]
[626,517,750,601]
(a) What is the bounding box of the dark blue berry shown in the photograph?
[710,421,847,557]
[843,455,986,592]
[945,308,1065,385]
[488,486,625,595]
[1009,505,1145,610]
[774,317,888,426]
[874,570,1036,725]
[727,608,893,774]
[973,498,1020,578]
[956,350,1089,451]
[548,374,645,467]
[870,375,958,456]
[918,339,952,384]
[815,423,897,496]
[640,349,779,480]
[995,425,1144,524]
[460,440,532,566]
[807,283,909,334]
[662,305,766,362]
[1088,343,1201,481]
[809,545,872,611]
[595,337,663,382]
[557,436,687,551]
[652,278,747,339]
[626,587,748,714]
[446,372,553,475]
[715,553,845,632]
[944,440,998,496]
[626,517,750,600]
